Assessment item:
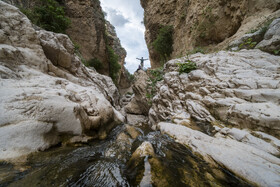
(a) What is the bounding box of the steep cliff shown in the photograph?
[3,0,129,87]
[105,21,131,88]
[63,0,109,74]
[141,0,280,68]
[0,1,124,160]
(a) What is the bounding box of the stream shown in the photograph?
[0,123,252,187]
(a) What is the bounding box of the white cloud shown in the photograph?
[106,8,129,27]
[100,0,150,73]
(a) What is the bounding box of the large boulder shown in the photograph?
[0,1,124,161]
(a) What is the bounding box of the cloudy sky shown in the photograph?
[100,0,150,73]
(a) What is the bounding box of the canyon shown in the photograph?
[0,0,280,186]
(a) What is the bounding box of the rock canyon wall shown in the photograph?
[141,0,280,68]
[3,0,130,87]
[0,1,125,160]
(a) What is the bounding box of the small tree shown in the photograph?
[152,25,174,63]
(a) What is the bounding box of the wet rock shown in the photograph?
[117,132,131,142]
[158,122,280,187]
[65,135,94,146]
[125,125,141,139]
[131,142,155,159]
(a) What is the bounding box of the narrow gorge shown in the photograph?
[0,0,280,186]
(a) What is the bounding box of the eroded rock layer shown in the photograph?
[0,1,124,160]
[149,50,280,137]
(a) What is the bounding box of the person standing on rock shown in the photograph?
[136,57,148,69]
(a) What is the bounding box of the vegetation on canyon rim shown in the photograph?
[20,0,70,33]
[19,0,123,85]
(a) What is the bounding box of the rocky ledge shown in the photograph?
[0,1,124,161]
[149,49,280,137]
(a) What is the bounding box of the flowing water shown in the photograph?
[0,123,252,187]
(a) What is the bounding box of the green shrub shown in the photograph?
[273,49,280,55]
[239,38,257,49]
[20,0,70,33]
[177,60,197,74]
[107,46,121,84]
[146,67,164,103]
[151,25,174,63]
[86,58,103,71]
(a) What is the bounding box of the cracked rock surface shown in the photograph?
[149,49,280,137]
[0,1,124,160]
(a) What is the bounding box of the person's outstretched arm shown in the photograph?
[136,58,140,60]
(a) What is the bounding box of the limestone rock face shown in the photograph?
[0,1,124,161]
[141,0,280,68]
[149,50,280,137]
[228,17,280,55]
[256,18,280,53]
[105,21,131,88]
[4,0,129,84]
[158,122,280,187]
[63,0,108,74]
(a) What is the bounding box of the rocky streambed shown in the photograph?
[0,122,253,187]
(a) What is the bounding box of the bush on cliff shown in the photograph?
[20,0,70,33]
[107,46,121,84]
[152,25,174,63]
[86,58,103,71]
[177,60,197,74]
[146,67,164,104]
